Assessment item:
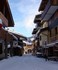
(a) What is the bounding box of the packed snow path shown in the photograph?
[0,54,58,70]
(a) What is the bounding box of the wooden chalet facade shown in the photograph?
[39,0,58,59]
[0,0,14,59]
[24,43,33,54]
[0,0,14,27]
[32,0,58,60]
[32,14,42,56]
[12,32,27,56]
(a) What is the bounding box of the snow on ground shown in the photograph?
[0,54,58,70]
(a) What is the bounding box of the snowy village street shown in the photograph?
[0,55,58,70]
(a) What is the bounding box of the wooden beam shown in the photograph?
[0,12,8,26]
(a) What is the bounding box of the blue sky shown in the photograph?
[8,0,41,37]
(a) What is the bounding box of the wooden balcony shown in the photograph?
[49,34,58,43]
[49,18,58,29]
[34,14,41,24]
[32,28,38,34]
[41,0,58,21]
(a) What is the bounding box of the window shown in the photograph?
[50,30,51,37]
[55,27,57,34]
[39,36,41,40]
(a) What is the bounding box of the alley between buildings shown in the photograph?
[0,0,58,70]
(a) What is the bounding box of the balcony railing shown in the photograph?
[41,0,51,20]
[50,34,58,43]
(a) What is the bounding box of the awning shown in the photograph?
[49,18,58,29]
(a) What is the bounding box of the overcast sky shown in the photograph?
[8,0,41,37]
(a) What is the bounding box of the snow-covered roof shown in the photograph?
[2,27,18,41]
[23,41,32,45]
[8,30,26,38]
[8,32,18,41]
[18,45,22,48]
